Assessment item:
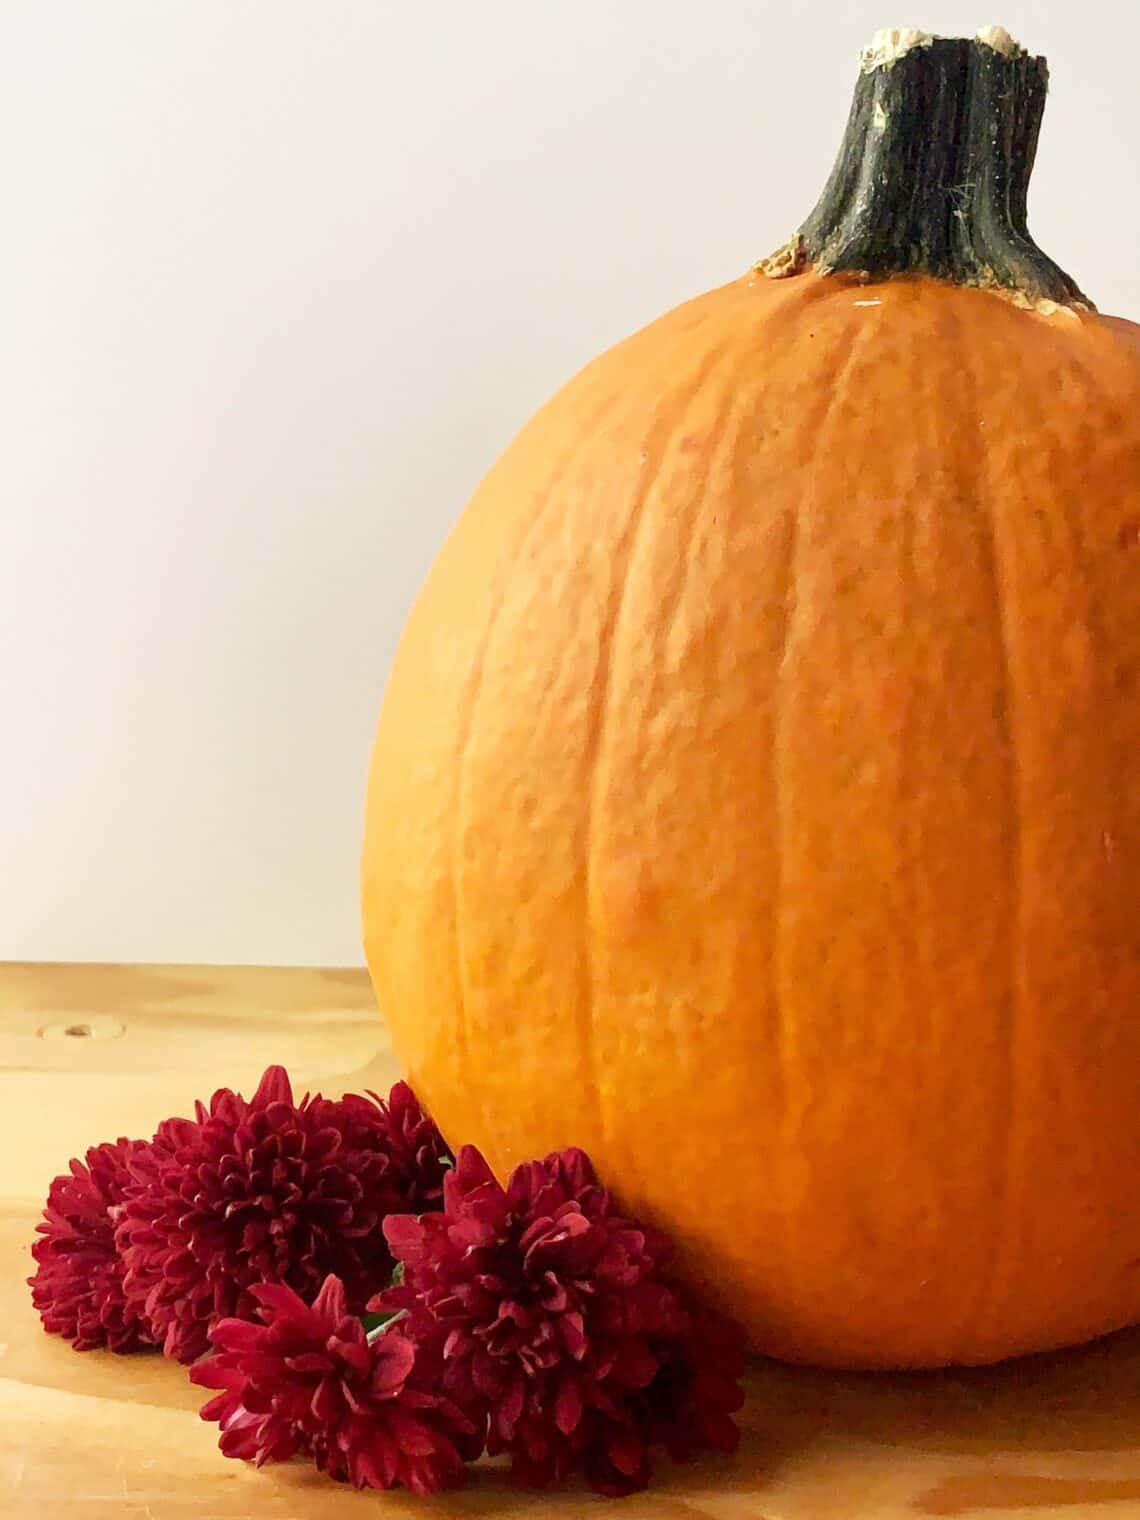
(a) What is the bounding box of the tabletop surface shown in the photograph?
[3,960,1140,1519]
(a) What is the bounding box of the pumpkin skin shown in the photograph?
[362,36,1140,1369]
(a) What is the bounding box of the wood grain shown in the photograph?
[3,962,1140,1518]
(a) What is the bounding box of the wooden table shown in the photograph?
[3,962,1140,1518]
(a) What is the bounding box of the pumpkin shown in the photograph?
[362,27,1140,1369]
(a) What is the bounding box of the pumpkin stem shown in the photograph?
[759,27,1091,310]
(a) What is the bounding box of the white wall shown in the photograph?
[3,1,1138,967]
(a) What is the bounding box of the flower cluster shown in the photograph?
[29,1069,451,1361]
[116,1067,452,1362]
[30,1138,155,1353]
[191,1275,481,1494]
[30,1068,748,1498]
[375,1145,746,1495]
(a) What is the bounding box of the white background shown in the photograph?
[3,1,1138,967]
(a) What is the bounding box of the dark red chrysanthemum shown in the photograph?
[322,1080,453,1213]
[117,1068,450,1363]
[642,1309,747,1464]
[191,1274,480,1494]
[29,1138,156,1352]
[375,1145,746,1495]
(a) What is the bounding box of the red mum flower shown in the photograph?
[191,1274,479,1494]
[29,1138,156,1353]
[375,1145,747,1495]
[506,1309,745,1495]
[321,1081,453,1213]
[117,1068,447,1363]
[643,1309,747,1464]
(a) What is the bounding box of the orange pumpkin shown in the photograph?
[362,28,1140,1368]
